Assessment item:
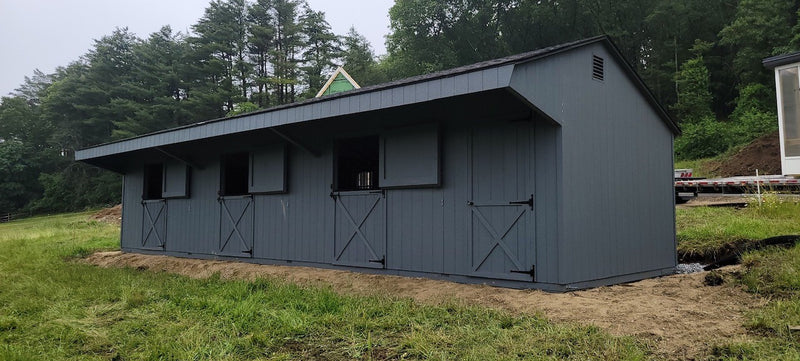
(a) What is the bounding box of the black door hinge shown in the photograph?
[369,255,385,266]
[510,265,535,281]
[509,194,534,210]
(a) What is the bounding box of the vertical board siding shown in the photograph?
[510,43,675,285]
[121,169,143,250]
[119,115,552,283]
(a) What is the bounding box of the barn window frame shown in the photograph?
[142,163,164,200]
[333,123,441,192]
[333,135,380,192]
[220,152,251,197]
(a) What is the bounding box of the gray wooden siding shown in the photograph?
[118,113,561,284]
[510,43,676,285]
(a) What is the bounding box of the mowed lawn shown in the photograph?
[0,212,648,360]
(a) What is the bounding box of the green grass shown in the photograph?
[700,244,800,360]
[677,201,800,360]
[0,212,650,360]
[676,195,800,259]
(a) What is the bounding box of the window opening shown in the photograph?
[335,136,379,191]
[143,163,164,200]
[221,152,250,196]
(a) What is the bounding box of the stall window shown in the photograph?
[221,152,250,196]
[335,136,379,191]
[143,163,164,200]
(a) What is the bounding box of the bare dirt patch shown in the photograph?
[89,205,122,225]
[86,251,766,360]
[707,131,781,177]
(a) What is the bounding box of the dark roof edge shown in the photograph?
[76,36,611,154]
[763,51,800,69]
[511,35,679,135]
[602,37,680,135]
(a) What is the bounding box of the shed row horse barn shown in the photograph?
[77,36,678,291]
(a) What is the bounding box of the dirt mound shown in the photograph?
[708,132,781,177]
[86,251,766,360]
[89,204,122,225]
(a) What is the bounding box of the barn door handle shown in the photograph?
[509,195,534,210]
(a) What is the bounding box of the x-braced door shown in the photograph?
[332,190,386,268]
[141,199,166,250]
[468,121,536,281]
[218,195,254,257]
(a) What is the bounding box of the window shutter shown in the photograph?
[162,160,189,198]
[380,123,440,188]
[249,143,287,194]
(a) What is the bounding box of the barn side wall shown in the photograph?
[118,105,562,287]
[510,43,677,286]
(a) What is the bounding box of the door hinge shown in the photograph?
[369,255,386,265]
[510,265,535,281]
[509,194,534,210]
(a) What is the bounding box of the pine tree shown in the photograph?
[299,5,340,98]
[340,27,384,86]
[270,0,303,104]
[248,0,276,108]
[190,0,252,115]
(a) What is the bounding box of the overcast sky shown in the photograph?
[0,0,394,97]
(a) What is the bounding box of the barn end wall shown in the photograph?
[118,105,563,287]
[510,43,677,286]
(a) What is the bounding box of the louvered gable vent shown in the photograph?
[592,55,604,81]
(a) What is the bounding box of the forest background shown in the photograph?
[0,0,797,214]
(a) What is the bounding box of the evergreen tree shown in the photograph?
[248,0,276,107]
[299,5,340,98]
[270,0,303,104]
[190,0,252,115]
[340,27,385,86]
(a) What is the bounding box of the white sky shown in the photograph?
[0,0,394,96]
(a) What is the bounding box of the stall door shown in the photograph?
[468,121,536,281]
[141,200,166,250]
[218,195,254,257]
[332,191,386,268]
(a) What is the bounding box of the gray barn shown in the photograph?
[77,36,678,291]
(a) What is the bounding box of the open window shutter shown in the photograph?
[249,143,287,194]
[162,160,189,198]
[380,123,440,188]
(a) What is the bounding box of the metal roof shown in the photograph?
[76,35,677,161]
[763,51,800,69]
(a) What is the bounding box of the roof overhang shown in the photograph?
[764,52,800,69]
[76,36,677,163]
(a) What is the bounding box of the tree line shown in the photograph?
[1,0,798,214]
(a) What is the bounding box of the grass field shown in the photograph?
[3,202,800,360]
[676,195,800,259]
[0,213,648,360]
[677,200,800,360]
